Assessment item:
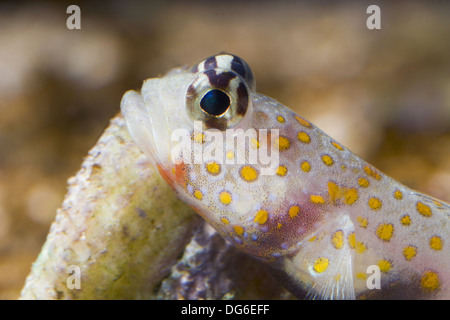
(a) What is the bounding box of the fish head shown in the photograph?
[121,53,322,258]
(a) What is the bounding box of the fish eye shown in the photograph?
[200,89,230,116]
[186,68,251,130]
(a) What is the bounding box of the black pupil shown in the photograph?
[200,89,230,116]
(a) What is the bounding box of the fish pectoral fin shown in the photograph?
[306,241,355,300]
[281,214,356,300]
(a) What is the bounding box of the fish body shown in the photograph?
[121,54,449,299]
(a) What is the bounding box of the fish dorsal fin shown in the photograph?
[281,214,356,300]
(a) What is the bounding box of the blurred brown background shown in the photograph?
[0,0,449,299]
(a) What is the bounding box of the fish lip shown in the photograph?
[123,69,195,172]
[140,78,172,168]
[120,85,170,170]
[147,100,170,166]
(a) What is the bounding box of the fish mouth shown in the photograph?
[120,78,170,169]
[141,79,171,166]
[122,68,196,176]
